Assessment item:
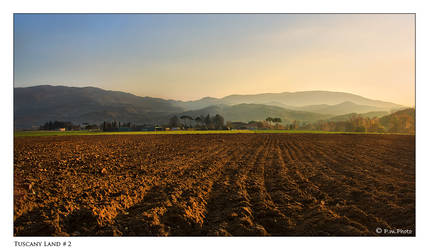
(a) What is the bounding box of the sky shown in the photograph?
[14,14,415,106]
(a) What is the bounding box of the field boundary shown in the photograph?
[14,130,415,137]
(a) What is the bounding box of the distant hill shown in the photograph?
[14,85,183,129]
[14,85,408,130]
[170,91,403,111]
[170,97,221,110]
[328,111,389,122]
[297,101,388,116]
[179,103,331,123]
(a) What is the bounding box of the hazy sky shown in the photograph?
[14,14,415,106]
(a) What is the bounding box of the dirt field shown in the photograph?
[14,134,415,236]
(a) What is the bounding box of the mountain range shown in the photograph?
[169,91,401,110]
[14,85,406,129]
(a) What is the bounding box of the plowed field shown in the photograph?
[14,134,415,236]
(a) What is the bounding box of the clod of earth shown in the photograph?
[14,134,415,236]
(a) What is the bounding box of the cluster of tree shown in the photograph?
[299,109,415,133]
[38,109,414,134]
[40,121,104,131]
[40,120,142,132]
[265,117,282,124]
[168,114,225,130]
[379,108,415,133]
[226,119,300,130]
[40,121,80,131]
[83,124,99,130]
[265,117,283,128]
[300,117,384,132]
[101,121,137,131]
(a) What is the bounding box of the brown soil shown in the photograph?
[14,134,415,236]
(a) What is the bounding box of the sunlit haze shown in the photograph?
[14,14,415,106]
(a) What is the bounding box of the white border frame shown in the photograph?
[2,1,426,249]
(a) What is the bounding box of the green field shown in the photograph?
[13,130,413,137]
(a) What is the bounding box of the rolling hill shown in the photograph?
[327,111,389,122]
[170,91,403,111]
[379,108,415,133]
[295,101,388,116]
[179,103,331,123]
[14,85,407,129]
[14,85,184,129]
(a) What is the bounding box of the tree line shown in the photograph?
[169,114,225,130]
[37,109,414,134]
[299,110,415,133]
[38,114,228,131]
[40,121,80,131]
